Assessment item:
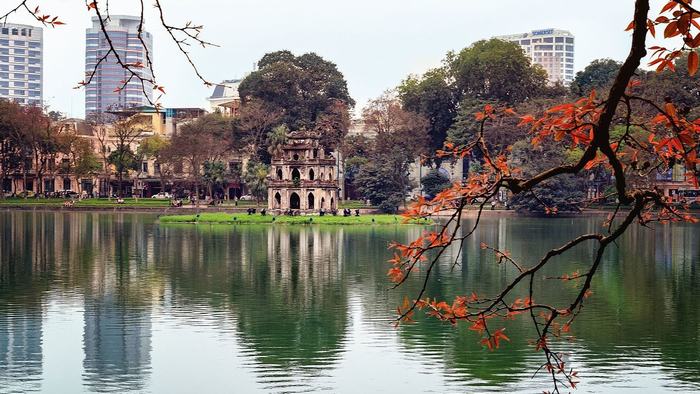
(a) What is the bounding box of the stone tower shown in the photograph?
[267,131,339,213]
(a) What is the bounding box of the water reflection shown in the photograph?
[0,211,697,393]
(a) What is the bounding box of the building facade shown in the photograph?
[495,29,575,85]
[268,131,339,212]
[207,79,242,117]
[0,24,42,106]
[85,15,153,115]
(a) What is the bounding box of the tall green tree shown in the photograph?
[398,68,457,157]
[239,51,354,148]
[137,135,172,192]
[448,38,548,104]
[570,58,622,96]
[202,160,227,200]
[108,119,145,197]
[244,159,269,206]
[353,93,429,212]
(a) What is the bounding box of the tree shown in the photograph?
[398,68,457,159]
[266,124,289,159]
[389,2,700,393]
[448,38,549,104]
[340,134,372,200]
[137,135,172,193]
[570,58,622,97]
[244,159,269,206]
[638,52,700,118]
[353,92,430,211]
[354,161,405,213]
[58,132,101,193]
[168,113,231,201]
[398,40,555,162]
[239,51,354,147]
[0,100,26,197]
[236,99,282,161]
[507,140,586,213]
[108,119,145,197]
[202,160,227,201]
[420,169,452,199]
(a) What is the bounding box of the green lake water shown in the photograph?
[0,210,698,393]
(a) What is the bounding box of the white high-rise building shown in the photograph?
[495,29,575,85]
[0,23,43,106]
[85,15,153,116]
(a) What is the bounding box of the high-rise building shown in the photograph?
[0,24,43,106]
[495,29,575,85]
[85,15,153,116]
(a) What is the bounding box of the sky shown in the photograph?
[5,0,661,119]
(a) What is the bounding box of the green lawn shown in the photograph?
[0,197,171,208]
[338,200,377,209]
[159,212,433,225]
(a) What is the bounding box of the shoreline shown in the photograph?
[1,205,697,218]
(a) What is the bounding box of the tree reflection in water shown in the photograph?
[0,211,697,393]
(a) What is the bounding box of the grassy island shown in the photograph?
[159,212,433,225]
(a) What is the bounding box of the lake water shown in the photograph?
[0,211,698,393]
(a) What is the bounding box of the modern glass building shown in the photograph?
[0,23,43,106]
[495,29,575,85]
[85,15,153,116]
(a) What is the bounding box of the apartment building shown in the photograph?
[0,23,42,106]
[85,15,153,115]
[495,28,575,85]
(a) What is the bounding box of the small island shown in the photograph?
[159,212,433,225]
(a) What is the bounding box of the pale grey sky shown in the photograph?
[6,0,664,118]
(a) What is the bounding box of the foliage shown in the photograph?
[244,159,269,204]
[570,58,622,97]
[168,113,232,197]
[202,160,227,199]
[108,118,145,196]
[389,3,700,393]
[354,160,406,213]
[398,39,557,160]
[266,124,289,159]
[448,38,549,104]
[235,99,282,161]
[239,51,354,148]
[508,140,586,213]
[421,169,452,199]
[398,68,457,157]
[351,92,430,212]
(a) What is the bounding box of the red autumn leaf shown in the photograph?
[688,51,699,76]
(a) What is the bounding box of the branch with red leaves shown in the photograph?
[390,1,699,393]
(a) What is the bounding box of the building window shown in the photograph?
[142,162,148,172]
[13,40,25,46]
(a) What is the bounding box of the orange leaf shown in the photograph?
[663,21,680,38]
[688,51,699,76]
